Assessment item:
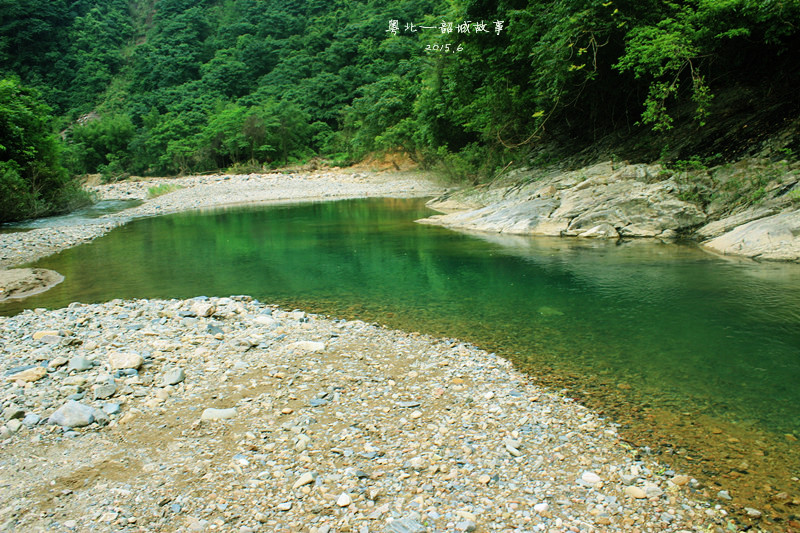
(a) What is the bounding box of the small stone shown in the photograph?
[718,490,732,501]
[201,407,237,420]
[191,301,215,317]
[288,341,326,352]
[6,366,46,383]
[3,406,24,421]
[478,474,491,484]
[745,507,762,518]
[397,401,420,408]
[93,381,117,400]
[49,357,68,369]
[276,502,292,512]
[644,484,664,498]
[68,356,92,372]
[108,352,143,370]
[337,493,352,507]
[161,367,185,386]
[281,407,294,415]
[385,517,426,533]
[49,400,95,428]
[410,410,422,419]
[6,419,22,433]
[102,403,121,415]
[581,471,601,484]
[624,486,647,499]
[671,475,690,486]
[33,330,59,340]
[22,413,41,427]
[292,472,315,489]
[456,520,477,532]
[533,502,549,513]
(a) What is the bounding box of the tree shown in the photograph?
[0,78,88,222]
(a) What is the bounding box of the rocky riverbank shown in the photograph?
[0,296,730,532]
[0,170,444,270]
[418,159,800,262]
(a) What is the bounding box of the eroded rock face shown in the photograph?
[419,163,706,239]
[703,209,800,261]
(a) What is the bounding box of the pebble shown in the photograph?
[625,486,647,499]
[0,295,726,532]
[108,351,143,370]
[581,471,602,484]
[200,407,236,420]
[6,366,46,382]
[160,367,185,386]
[68,356,92,372]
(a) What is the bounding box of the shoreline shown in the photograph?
[0,170,446,270]
[0,170,767,530]
[0,296,726,532]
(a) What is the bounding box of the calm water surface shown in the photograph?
[3,198,799,435]
[3,198,800,441]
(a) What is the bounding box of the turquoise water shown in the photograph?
[3,198,800,437]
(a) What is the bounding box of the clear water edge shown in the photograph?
[2,197,799,520]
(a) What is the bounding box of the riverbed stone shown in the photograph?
[48,400,96,428]
[108,352,143,370]
[68,356,93,372]
[6,366,47,383]
[160,367,185,386]
[201,407,236,421]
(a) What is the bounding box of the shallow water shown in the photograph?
[3,198,800,516]
[0,199,142,233]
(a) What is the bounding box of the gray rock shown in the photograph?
[718,490,732,500]
[93,380,117,400]
[22,413,41,427]
[6,419,22,433]
[3,405,24,421]
[102,403,121,415]
[704,209,800,261]
[385,517,427,533]
[49,400,96,428]
[161,367,185,386]
[456,520,476,532]
[68,356,92,372]
[420,162,706,239]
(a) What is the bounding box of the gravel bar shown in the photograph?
[0,297,727,532]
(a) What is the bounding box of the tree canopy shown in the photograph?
[1,0,799,218]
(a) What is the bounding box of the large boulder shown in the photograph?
[703,209,800,261]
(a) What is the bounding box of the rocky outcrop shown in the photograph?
[703,210,800,261]
[418,162,707,240]
[420,159,800,262]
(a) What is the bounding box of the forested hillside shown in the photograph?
[2,0,800,221]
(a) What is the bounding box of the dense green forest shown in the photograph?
[2,0,800,222]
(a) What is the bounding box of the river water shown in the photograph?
[3,197,799,517]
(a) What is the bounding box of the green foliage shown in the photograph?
[0,77,91,222]
[147,183,183,198]
[3,0,800,186]
[69,114,136,175]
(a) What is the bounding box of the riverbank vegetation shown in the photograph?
[1,0,799,222]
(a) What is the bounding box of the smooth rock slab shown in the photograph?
[160,367,185,386]
[68,356,92,372]
[580,471,601,484]
[49,400,96,428]
[385,517,427,533]
[108,351,144,370]
[201,407,237,421]
[288,341,326,352]
[6,366,47,383]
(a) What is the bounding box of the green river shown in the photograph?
[3,197,800,514]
